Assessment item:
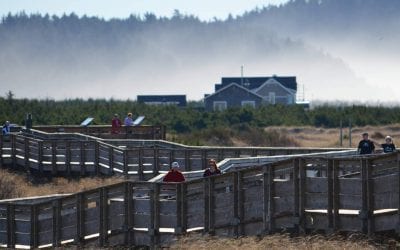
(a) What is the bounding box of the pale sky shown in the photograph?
[0,0,289,21]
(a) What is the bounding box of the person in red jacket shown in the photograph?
[163,162,185,182]
[111,114,122,134]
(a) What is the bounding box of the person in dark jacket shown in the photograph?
[2,121,10,135]
[381,136,396,153]
[163,162,185,182]
[203,159,221,177]
[357,132,375,155]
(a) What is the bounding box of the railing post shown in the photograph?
[99,187,109,246]
[66,141,71,177]
[95,142,100,176]
[201,150,207,170]
[169,149,175,164]
[298,158,306,233]
[124,182,134,245]
[11,134,17,168]
[38,140,43,173]
[332,159,340,231]
[262,167,269,233]
[7,204,15,248]
[208,177,215,235]
[51,141,57,175]
[80,141,86,176]
[150,183,160,248]
[30,205,38,248]
[203,178,210,233]
[235,171,244,236]
[75,193,84,246]
[0,134,3,167]
[233,172,239,237]
[327,159,334,231]
[176,183,183,234]
[24,137,30,171]
[153,148,159,177]
[366,159,375,236]
[108,147,113,175]
[185,149,191,172]
[181,183,188,234]
[217,149,223,162]
[361,158,369,234]
[265,164,275,233]
[52,200,62,247]
[123,149,128,177]
[138,149,144,180]
[293,158,300,233]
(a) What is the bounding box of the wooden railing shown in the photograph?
[33,125,166,140]
[0,152,399,248]
[1,132,351,180]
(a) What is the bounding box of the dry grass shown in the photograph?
[265,124,400,148]
[0,168,124,199]
[170,233,397,250]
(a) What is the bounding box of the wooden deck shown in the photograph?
[0,129,348,180]
[1,129,399,248]
[32,125,166,140]
[0,152,399,248]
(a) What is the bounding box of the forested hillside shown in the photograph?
[1,0,398,101]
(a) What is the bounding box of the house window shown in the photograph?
[241,101,255,108]
[213,101,227,111]
[269,92,276,104]
[287,94,293,104]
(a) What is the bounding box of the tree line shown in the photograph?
[1,96,400,134]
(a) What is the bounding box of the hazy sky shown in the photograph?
[0,0,289,21]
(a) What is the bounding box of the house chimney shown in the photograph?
[241,65,244,86]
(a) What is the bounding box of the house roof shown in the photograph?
[216,76,297,91]
[137,95,187,106]
[253,78,296,96]
[204,82,264,101]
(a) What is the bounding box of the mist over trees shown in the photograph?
[0,0,399,101]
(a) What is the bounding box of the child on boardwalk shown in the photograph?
[381,136,396,153]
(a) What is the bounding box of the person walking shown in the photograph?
[163,162,185,182]
[357,132,375,155]
[2,121,10,135]
[124,113,134,126]
[111,114,122,134]
[203,159,221,177]
[381,135,396,153]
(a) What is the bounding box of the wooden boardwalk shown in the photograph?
[0,129,346,180]
[1,128,399,248]
[0,151,399,248]
[32,125,167,140]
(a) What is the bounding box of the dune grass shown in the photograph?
[0,168,124,200]
[170,232,397,250]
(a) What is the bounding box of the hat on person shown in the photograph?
[385,136,392,140]
[362,132,368,136]
[171,162,180,168]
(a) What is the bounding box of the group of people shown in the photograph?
[163,158,221,182]
[111,113,134,134]
[163,132,397,183]
[357,132,396,154]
